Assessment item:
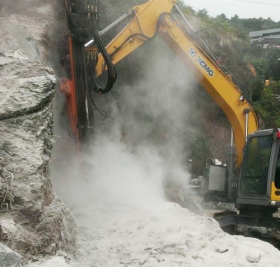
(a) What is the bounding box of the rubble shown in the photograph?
[27,256,70,267]
[73,200,280,267]
[53,139,280,267]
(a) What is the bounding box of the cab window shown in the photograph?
[240,135,273,196]
[275,148,280,189]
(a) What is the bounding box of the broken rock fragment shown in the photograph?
[246,250,261,263]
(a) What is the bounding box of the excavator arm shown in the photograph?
[90,0,258,166]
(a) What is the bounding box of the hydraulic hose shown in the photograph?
[88,0,117,94]
[90,32,117,94]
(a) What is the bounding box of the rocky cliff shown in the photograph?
[0,1,76,264]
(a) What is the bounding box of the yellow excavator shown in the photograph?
[61,0,280,231]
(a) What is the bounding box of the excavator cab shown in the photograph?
[215,129,280,233]
[239,132,272,198]
[204,131,276,203]
[237,129,280,208]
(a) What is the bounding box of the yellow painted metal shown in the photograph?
[158,15,258,165]
[95,0,259,166]
[271,182,280,201]
[95,0,175,76]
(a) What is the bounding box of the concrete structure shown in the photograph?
[249,28,280,48]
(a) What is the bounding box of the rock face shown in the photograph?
[0,2,55,63]
[0,242,22,267]
[0,2,76,263]
[0,17,40,61]
[0,54,76,262]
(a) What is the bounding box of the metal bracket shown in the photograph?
[85,10,135,47]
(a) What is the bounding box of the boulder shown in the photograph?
[0,55,76,261]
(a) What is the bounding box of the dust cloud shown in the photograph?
[51,38,200,211]
[0,0,50,16]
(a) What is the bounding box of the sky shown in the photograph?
[184,0,280,22]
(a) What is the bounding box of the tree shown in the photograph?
[197,9,208,19]
[216,13,228,21]
[256,87,280,128]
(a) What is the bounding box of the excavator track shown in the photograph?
[214,210,280,233]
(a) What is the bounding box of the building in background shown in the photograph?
[249,28,280,48]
